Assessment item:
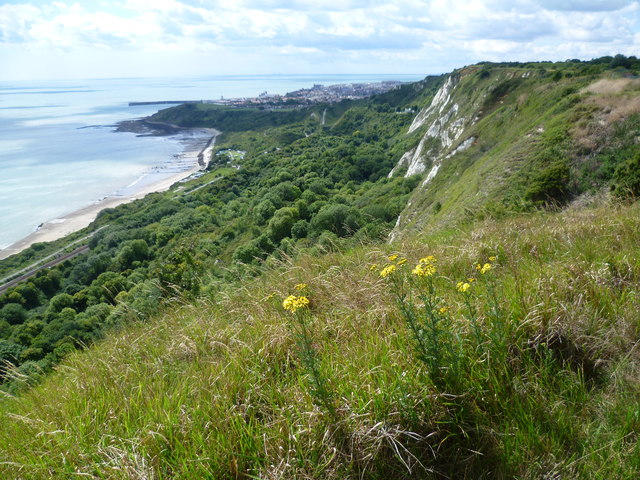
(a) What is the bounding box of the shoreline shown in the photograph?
[0,128,219,261]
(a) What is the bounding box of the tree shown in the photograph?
[48,293,75,314]
[115,239,149,270]
[291,220,309,239]
[11,320,45,347]
[610,54,631,69]
[14,283,41,309]
[268,207,299,242]
[0,303,27,326]
[233,243,261,264]
[310,204,360,237]
[90,272,129,304]
[32,269,61,296]
[0,339,24,364]
[254,199,276,225]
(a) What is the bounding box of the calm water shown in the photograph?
[0,74,423,249]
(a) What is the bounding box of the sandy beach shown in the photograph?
[0,128,219,261]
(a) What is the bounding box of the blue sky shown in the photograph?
[0,0,638,80]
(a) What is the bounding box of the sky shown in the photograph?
[0,0,638,80]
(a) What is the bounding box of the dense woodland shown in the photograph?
[0,55,639,393]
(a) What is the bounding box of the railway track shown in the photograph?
[0,245,90,294]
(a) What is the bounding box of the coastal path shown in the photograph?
[182,176,223,195]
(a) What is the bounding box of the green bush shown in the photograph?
[310,204,360,237]
[0,339,24,364]
[0,303,27,325]
[612,151,640,199]
[524,161,571,204]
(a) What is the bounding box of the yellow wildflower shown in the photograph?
[439,306,449,314]
[476,263,482,271]
[369,263,379,271]
[388,254,399,262]
[412,262,436,277]
[489,256,497,262]
[419,255,436,264]
[282,295,310,313]
[294,283,307,290]
[456,281,471,293]
[468,278,475,283]
[480,263,492,274]
[380,264,397,278]
[397,258,407,266]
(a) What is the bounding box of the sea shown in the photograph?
[0,74,424,250]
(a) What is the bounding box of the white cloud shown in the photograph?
[538,0,632,11]
[0,0,638,80]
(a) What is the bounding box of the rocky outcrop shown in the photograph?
[389,74,472,181]
[408,75,456,134]
[387,72,485,242]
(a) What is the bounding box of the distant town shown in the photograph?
[129,80,407,108]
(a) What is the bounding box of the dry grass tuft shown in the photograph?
[581,78,640,95]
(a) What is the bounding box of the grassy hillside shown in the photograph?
[1,56,639,478]
[1,201,639,478]
[390,61,640,239]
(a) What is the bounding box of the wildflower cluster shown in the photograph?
[458,256,497,291]
[475,256,497,275]
[282,295,310,313]
[476,263,492,274]
[412,255,437,277]
[373,253,410,278]
[379,264,397,278]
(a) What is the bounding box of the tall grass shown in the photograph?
[1,202,639,478]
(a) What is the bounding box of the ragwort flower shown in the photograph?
[282,295,310,313]
[480,263,492,274]
[412,262,436,277]
[379,264,396,278]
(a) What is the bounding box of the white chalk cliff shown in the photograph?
[389,74,474,183]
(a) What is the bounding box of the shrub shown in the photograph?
[310,204,360,237]
[524,161,571,204]
[0,339,24,364]
[0,303,27,325]
[291,220,309,239]
[233,243,261,264]
[611,151,640,199]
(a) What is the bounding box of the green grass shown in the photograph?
[395,68,639,239]
[1,201,639,478]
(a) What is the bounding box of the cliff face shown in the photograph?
[388,65,640,242]
[389,73,476,183]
